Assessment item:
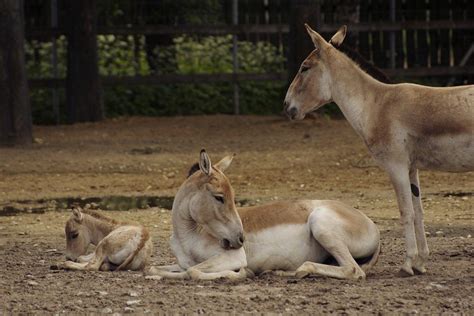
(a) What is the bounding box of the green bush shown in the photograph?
[26,34,287,124]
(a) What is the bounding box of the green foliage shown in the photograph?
[26,34,287,124]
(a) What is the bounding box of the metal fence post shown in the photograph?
[232,0,239,115]
[389,0,396,69]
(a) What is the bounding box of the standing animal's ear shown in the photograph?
[304,23,327,50]
[72,208,83,223]
[214,153,235,172]
[199,149,212,176]
[330,25,347,47]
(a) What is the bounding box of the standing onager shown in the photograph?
[146,150,380,281]
[63,208,153,271]
[283,24,474,276]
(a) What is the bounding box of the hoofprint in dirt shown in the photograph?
[0,116,473,313]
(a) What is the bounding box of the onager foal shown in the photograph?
[284,24,474,276]
[63,208,153,271]
[147,150,380,281]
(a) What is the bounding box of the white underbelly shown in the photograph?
[414,134,474,172]
[244,224,328,273]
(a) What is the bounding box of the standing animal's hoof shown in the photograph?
[295,270,310,279]
[413,265,427,275]
[398,266,415,277]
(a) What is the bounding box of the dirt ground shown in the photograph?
[0,115,472,314]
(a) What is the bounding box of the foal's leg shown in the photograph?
[409,168,429,274]
[388,165,418,276]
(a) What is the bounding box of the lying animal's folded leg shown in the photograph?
[77,253,95,263]
[145,269,189,280]
[146,264,184,274]
[63,260,89,270]
[295,261,364,280]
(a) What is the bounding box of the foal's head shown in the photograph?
[64,208,91,261]
[183,150,244,250]
[284,24,347,120]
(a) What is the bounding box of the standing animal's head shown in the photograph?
[284,24,347,120]
[64,208,91,261]
[183,149,244,250]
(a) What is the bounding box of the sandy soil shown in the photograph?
[0,115,472,314]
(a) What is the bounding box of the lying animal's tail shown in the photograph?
[361,240,381,273]
[115,227,150,272]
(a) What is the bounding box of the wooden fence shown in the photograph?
[24,0,474,121]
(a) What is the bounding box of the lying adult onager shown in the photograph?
[146,150,380,281]
[63,208,153,271]
[283,24,474,276]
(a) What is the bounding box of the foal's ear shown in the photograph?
[304,23,327,50]
[72,208,83,223]
[214,153,235,172]
[199,149,212,176]
[330,25,347,46]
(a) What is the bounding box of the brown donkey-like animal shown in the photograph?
[284,24,474,276]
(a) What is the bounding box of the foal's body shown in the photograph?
[63,209,153,271]
[148,151,380,280]
[284,24,473,275]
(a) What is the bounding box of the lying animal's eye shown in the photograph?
[300,65,310,73]
[71,232,79,239]
[214,195,224,204]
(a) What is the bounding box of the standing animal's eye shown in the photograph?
[70,232,79,239]
[214,195,225,204]
[300,65,310,73]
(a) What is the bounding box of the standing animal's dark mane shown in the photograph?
[332,41,392,84]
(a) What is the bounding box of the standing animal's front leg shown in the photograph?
[388,165,418,276]
[187,248,248,281]
[409,168,430,274]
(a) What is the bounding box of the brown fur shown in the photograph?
[115,226,150,271]
[238,201,311,233]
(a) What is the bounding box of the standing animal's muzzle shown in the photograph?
[285,105,298,120]
[221,232,245,250]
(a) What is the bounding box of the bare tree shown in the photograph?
[66,0,103,123]
[0,0,32,146]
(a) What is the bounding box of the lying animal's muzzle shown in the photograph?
[221,233,245,250]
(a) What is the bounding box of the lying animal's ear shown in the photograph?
[330,25,347,46]
[214,153,235,173]
[199,149,212,176]
[305,23,327,50]
[72,208,83,223]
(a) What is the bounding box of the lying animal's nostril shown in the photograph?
[238,234,245,245]
[222,238,231,249]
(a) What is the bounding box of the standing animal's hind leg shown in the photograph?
[410,168,429,274]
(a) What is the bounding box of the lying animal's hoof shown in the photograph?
[50,264,60,270]
[145,275,163,280]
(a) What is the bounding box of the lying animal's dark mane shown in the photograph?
[187,163,200,178]
[82,209,120,225]
[333,42,392,84]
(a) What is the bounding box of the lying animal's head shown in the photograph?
[64,208,91,261]
[284,24,347,120]
[182,150,244,250]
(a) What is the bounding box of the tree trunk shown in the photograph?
[0,0,32,146]
[66,0,103,123]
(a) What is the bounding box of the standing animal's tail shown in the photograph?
[361,240,381,273]
[115,227,150,271]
